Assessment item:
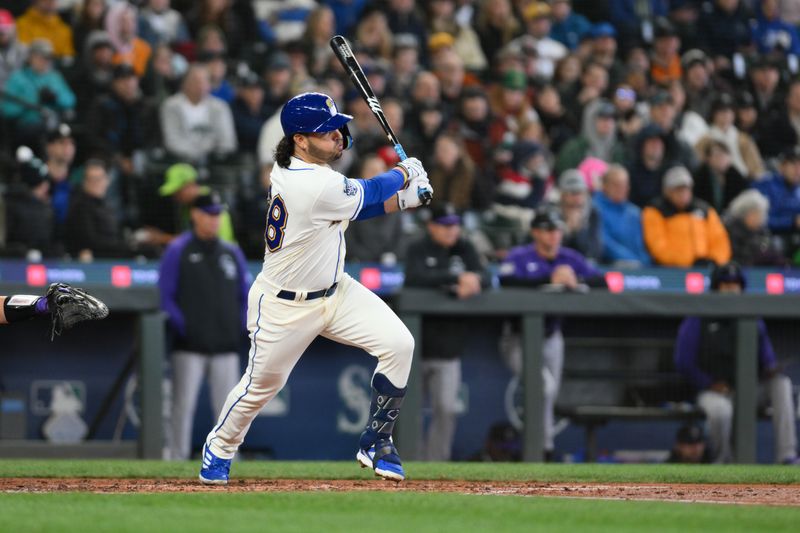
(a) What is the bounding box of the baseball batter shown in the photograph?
[200,92,432,484]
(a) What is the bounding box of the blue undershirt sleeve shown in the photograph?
[354,202,387,220]
[356,169,405,207]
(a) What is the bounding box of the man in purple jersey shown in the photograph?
[498,209,606,459]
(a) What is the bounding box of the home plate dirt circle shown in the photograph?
[2,478,799,506]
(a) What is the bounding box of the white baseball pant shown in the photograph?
[205,273,414,459]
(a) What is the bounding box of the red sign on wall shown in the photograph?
[605,271,624,293]
[685,272,705,294]
[359,268,382,291]
[26,264,47,286]
[111,265,132,288]
[765,273,785,295]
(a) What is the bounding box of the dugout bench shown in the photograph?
[395,289,800,464]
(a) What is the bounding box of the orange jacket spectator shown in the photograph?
[113,39,152,78]
[642,166,731,267]
[16,2,74,58]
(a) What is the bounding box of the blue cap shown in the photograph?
[280,92,353,136]
[590,22,617,39]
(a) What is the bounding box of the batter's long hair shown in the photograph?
[275,135,295,168]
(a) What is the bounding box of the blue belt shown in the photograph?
[277,282,338,301]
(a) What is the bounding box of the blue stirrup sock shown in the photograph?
[359,372,406,451]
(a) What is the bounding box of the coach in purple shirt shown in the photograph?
[497,209,607,459]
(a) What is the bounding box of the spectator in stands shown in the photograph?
[260,52,292,118]
[0,10,26,89]
[760,78,800,161]
[139,162,236,249]
[560,60,609,117]
[650,18,682,86]
[642,166,731,267]
[750,57,784,157]
[645,90,697,170]
[675,262,799,464]
[354,9,393,62]
[71,31,116,116]
[535,85,576,156]
[303,4,336,79]
[138,0,190,49]
[752,0,800,56]
[230,70,268,156]
[15,0,75,59]
[610,0,669,50]
[498,209,607,460]
[186,0,251,58]
[159,190,250,461]
[452,86,494,172]
[385,0,428,65]
[557,169,603,263]
[549,0,591,51]
[586,23,625,89]
[159,63,237,164]
[390,33,422,98]
[755,147,800,249]
[667,79,709,150]
[695,95,765,180]
[515,3,567,81]
[593,165,651,266]
[666,423,712,464]
[735,91,759,138]
[628,124,670,208]
[555,100,625,175]
[198,50,233,104]
[64,159,130,260]
[475,0,521,64]
[693,140,750,214]
[428,133,478,211]
[494,140,549,225]
[405,203,491,461]
[404,100,446,167]
[697,0,752,70]
[142,43,185,107]
[105,2,152,78]
[344,155,404,265]
[4,151,58,259]
[724,189,785,266]
[488,69,539,147]
[682,49,716,121]
[0,39,76,145]
[433,49,468,117]
[426,0,487,72]
[44,123,76,227]
[71,0,106,55]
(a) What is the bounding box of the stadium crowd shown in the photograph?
[0,0,799,269]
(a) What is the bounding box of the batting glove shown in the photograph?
[398,176,433,210]
[396,157,426,182]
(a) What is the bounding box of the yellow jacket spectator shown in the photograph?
[643,166,731,267]
[15,0,74,59]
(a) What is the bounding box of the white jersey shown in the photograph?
[261,156,366,291]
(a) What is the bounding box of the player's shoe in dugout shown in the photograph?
[199,444,231,485]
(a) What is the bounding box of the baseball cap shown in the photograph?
[428,31,455,52]
[735,91,755,109]
[681,49,707,70]
[779,146,800,163]
[595,100,616,118]
[676,424,705,445]
[710,262,746,290]
[20,157,50,188]
[191,191,225,216]
[394,33,419,50]
[559,169,588,193]
[237,69,263,89]
[0,9,15,30]
[429,203,461,226]
[710,93,735,116]
[590,22,617,39]
[662,166,693,190]
[524,2,552,20]
[86,30,114,51]
[649,90,674,107]
[502,70,527,91]
[46,123,72,143]
[531,209,565,231]
[159,163,200,196]
[112,63,137,80]
[653,17,677,39]
[266,51,291,71]
[29,38,54,58]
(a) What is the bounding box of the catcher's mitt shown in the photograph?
[46,283,109,340]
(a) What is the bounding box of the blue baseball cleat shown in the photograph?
[357,437,405,482]
[199,444,231,485]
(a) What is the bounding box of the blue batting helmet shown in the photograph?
[280,92,354,149]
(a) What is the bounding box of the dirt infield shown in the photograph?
[2,478,799,506]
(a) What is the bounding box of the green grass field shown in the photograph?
[1,461,799,533]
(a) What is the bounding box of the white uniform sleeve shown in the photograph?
[313,170,365,222]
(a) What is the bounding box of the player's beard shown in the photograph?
[308,140,343,163]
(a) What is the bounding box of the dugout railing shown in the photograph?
[395,289,800,464]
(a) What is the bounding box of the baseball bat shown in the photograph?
[330,34,432,206]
